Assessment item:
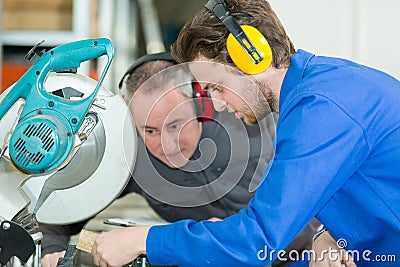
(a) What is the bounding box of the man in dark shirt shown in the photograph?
[40,53,318,267]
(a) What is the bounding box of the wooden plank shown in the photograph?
[3,0,73,10]
[3,10,72,31]
[76,229,98,253]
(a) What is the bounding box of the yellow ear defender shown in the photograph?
[226,25,272,75]
[205,0,272,75]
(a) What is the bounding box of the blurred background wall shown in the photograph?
[1,0,399,94]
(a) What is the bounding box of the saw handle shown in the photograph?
[0,38,114,133]
[48,38,113,72]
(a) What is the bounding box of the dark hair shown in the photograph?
[171,0,295,69]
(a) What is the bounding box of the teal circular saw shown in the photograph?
[2,38,114,174]
[0,38,137,265]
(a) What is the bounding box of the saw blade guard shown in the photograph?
[0,74,137,224]
[21,72,137,224]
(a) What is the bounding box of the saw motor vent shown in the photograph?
[13,122,55,167]
[8,115,71,174]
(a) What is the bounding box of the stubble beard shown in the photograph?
[242,79,278,126]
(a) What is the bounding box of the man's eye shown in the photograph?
[145,129,158,135]
[168,124,181,132]
[211,85,221,92]
[204,84,221,92]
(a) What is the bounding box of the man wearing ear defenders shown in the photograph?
[91,0,400,266]
[40,52,320,267]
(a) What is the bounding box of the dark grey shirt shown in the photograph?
[40,111,318,267]
[130,110,275,221]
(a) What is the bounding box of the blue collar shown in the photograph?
[279,49,315,111]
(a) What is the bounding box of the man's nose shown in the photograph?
[209,93,227,112]
[161,131,178,154]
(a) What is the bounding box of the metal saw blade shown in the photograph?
[0,157,31,221]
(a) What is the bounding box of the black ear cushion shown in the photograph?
[118,52,176,90]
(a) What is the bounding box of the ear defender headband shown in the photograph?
[205,0,272,75]
[118,52,175,90]
[119,52,214,122]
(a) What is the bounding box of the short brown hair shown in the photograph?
[124,60,195,104]
[171,0,295,69]
[125,60,174,101]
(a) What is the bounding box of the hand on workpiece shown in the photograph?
[41,251,66,267]
[310,230,357,267]
[91,226,151,267]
